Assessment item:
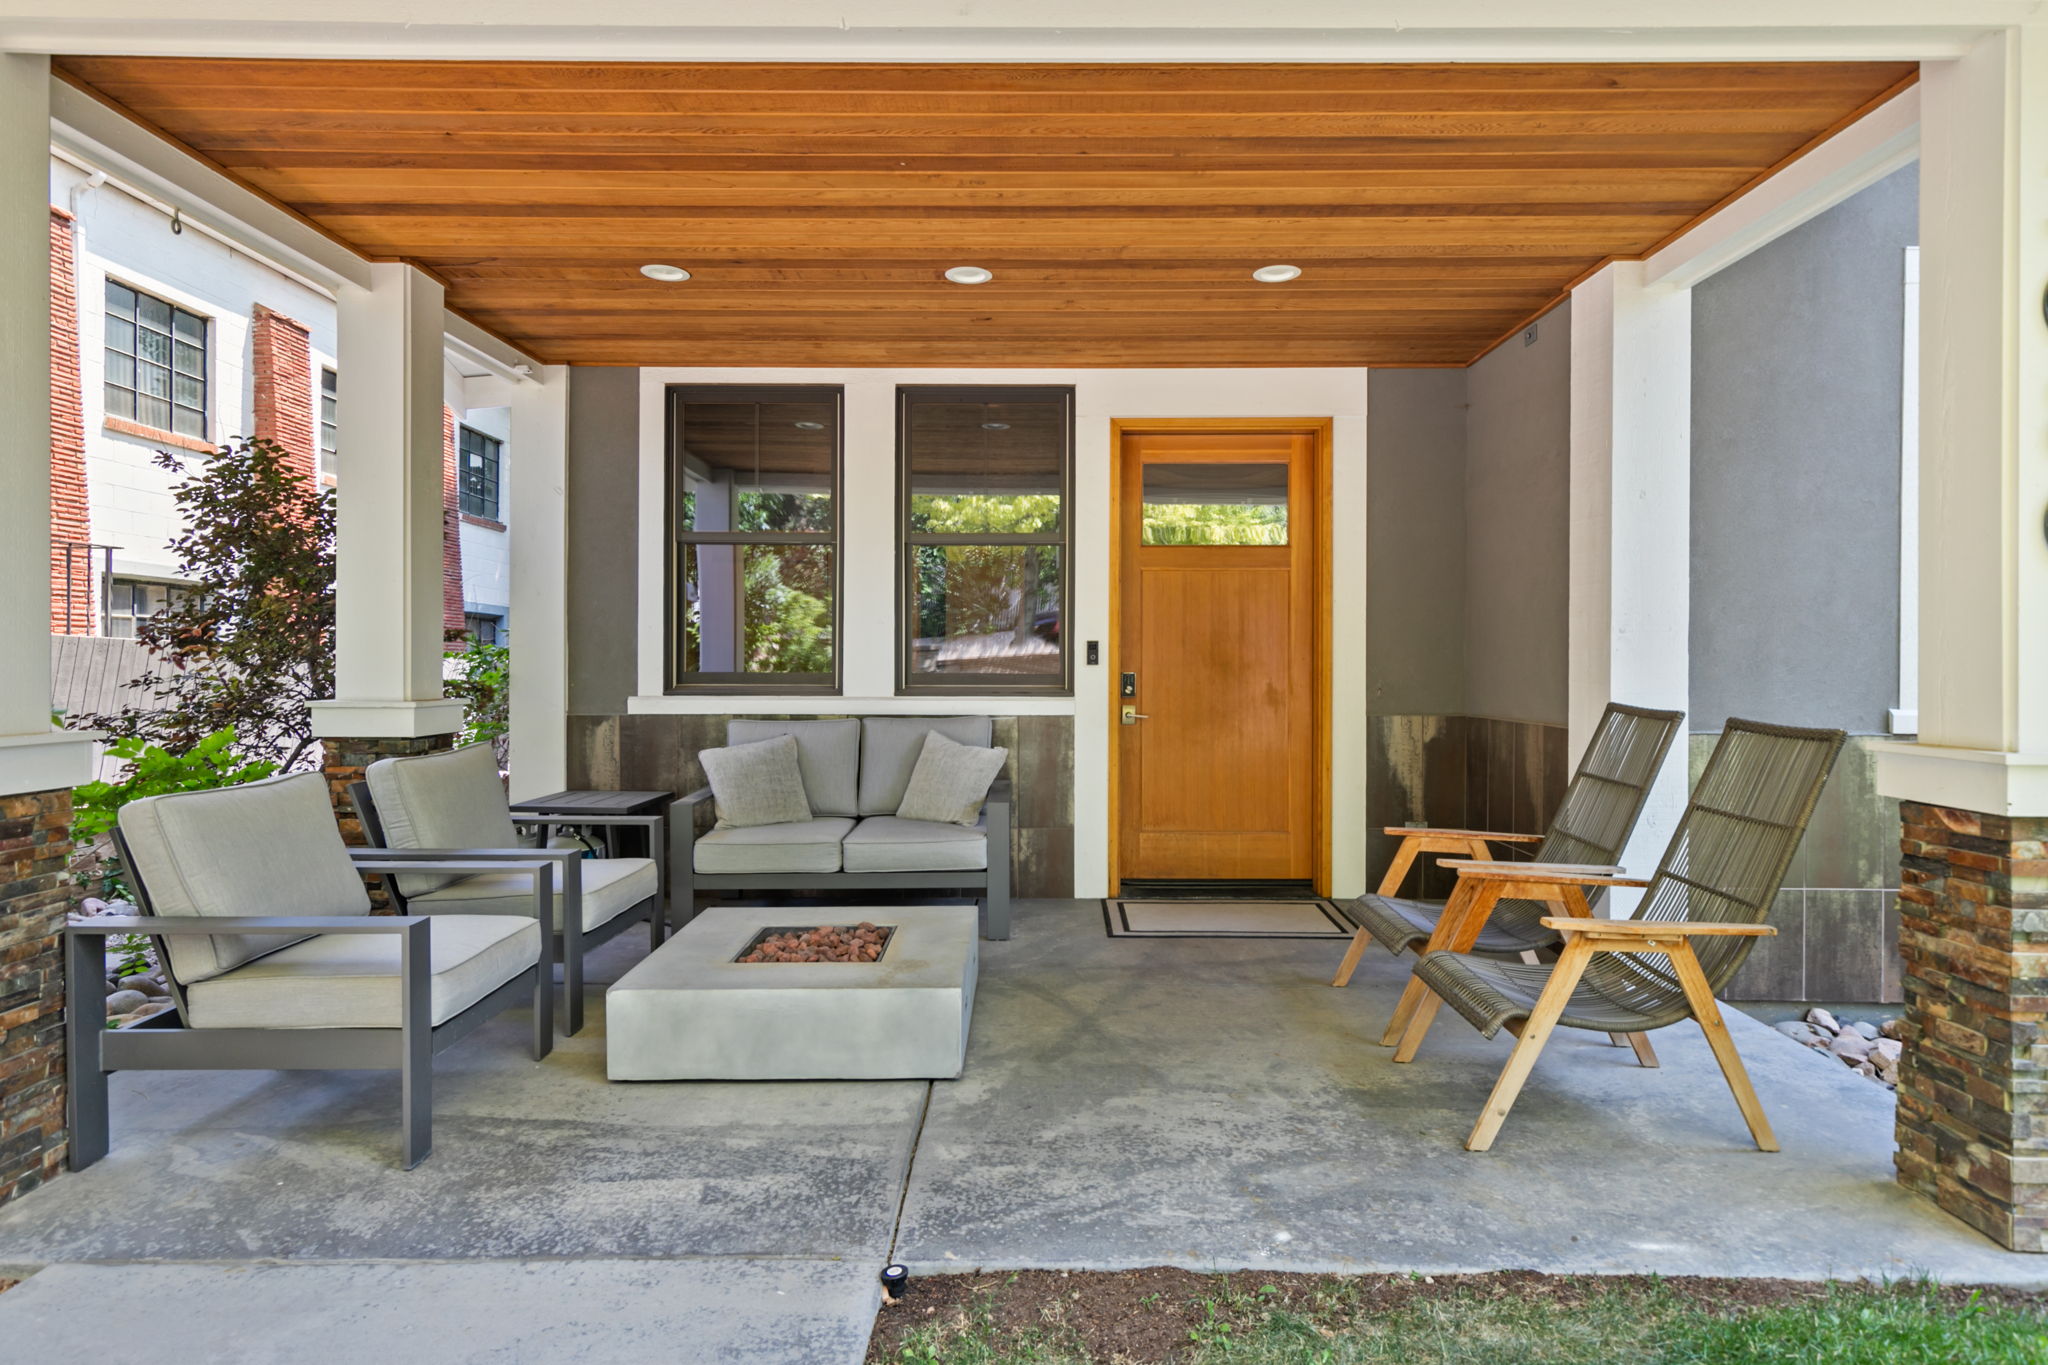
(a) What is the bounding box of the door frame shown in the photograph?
[1106,416,1334,896]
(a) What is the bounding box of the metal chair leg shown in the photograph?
[64,930,110,1171]
[398,919,433,1169]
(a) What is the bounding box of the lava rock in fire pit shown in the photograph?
[736,922,889,964]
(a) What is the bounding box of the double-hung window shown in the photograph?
[898,385,1073,693]
[104,281,207,441]
[667,385,841,691]
[458,425,502,520]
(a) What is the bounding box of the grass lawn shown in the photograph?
[867,1268,2048,1364]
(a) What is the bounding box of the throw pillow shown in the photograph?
[699,734,813,829]
[895,730,1008,826]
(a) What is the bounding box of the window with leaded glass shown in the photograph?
[458,425,502,520]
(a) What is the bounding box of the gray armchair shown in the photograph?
[71,771,553,1171]
[350,743,669,1035]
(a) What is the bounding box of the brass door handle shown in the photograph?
[1120,705,1151,725]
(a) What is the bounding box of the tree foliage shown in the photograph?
[445,638,511,767]
[75,437,335,770]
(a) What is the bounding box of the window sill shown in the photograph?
[103,417,217,455]
[628,694,1077,717]
[460,513,507,532]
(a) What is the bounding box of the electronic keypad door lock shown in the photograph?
[1120,704,1150,725]
[1120,671,1138,698]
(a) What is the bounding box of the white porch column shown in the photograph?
[1875,25,2048,1252]
[507,364,568,798]
[0,52,91,796]
[309,262,463,740]
[1567,260,1693,882]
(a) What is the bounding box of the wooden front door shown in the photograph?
[1114,423,1323,887]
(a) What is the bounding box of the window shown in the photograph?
[104,281,207,440]
[1141,462,1289,545]
[106,577,190,639]
[897,385,1073,692]
[458,425,502,520]
[464,612,502,646]
[319,368,338,477]
[667,385,841,690]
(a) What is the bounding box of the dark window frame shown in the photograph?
[895,384,1075,697]
[664,383,845,694]
[457,425,502,520]
[464,612,502,646]
[106,576,191,639]
[103,279,208,441]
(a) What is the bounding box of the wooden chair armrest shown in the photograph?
[1442,861,1641,887]
[1382,826,1541,842]
[1539,917,1774,938]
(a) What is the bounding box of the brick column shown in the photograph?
[47,208,89,635]
[251,304,316,485]
[440,406,465,640]
[0,787,74,1209]
[1895,801,2048,1250]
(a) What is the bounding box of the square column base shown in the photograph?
[1895,801,2048,1251]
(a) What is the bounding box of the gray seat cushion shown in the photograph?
[842,816,988,873]
[694,817,854,874]
[728,719,859,818]
[118,771,370,986]
[408,856,658,932]
[364,743,521,897]
[858,717,994,816]
[184,915,539,1030]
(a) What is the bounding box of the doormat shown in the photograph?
[1102,899,1355,939]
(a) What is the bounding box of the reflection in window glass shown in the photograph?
[911,545,1062,678]
[676,400,835,534]
[1141,462,1289,545]
[906,400,1063,536]
[681,544,835,678]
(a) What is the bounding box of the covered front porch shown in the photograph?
[0,900,2029,1357]
[0,12,2046,1358]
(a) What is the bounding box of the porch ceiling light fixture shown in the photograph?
[792,420,826,430]
[944,266,994,285]
[980,422,1011,430]
[1252,264,1303,283]
[640,263,691,282]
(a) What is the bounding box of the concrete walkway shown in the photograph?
[0,898,2040,1362]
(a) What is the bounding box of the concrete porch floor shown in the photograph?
[0,898,2038,1362]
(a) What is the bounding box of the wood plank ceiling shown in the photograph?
[54,58,1917,369]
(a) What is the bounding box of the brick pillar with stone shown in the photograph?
[250,304,316,485]
[0,787,74,1209]
[1895,801,2048,1250]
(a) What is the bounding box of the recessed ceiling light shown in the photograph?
[640,263,691,282]
[1252,264,1302,283]
[944,266,993,285]
[981,422,1011,431]
[792,420,825,430]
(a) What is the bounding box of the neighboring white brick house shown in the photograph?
[47,151,512,645]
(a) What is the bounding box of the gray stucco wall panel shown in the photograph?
[1690,165,1916,734]
[1463,302,1572,726]
[566,366,642,717]
[1365,367,1467,717]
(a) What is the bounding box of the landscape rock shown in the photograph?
[1851,1021,1880,1041]
[1880,1017,1905,1041]
[1856,1060,1878,1078]
[1806,1008,1840,1034]
[104,989,147,1015]
[1872,1038,1903,1066]
[119,973,167,997]
[1829,1030,1873,1063]
[1774,1020,1828,1048]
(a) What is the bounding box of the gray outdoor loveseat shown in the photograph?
[675,717,1012,940]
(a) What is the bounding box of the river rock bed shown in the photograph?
[1773,1007,1903,1089]
[75,896,177,1028]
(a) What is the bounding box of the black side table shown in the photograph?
[510,790,674,863]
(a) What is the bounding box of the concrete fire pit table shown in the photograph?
[605,905,978,1081]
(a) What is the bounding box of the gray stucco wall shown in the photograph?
[1462,300,1572,726]
[1366,367,1467,717]
[565,366,641,717]
[1690,165,1915,734]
